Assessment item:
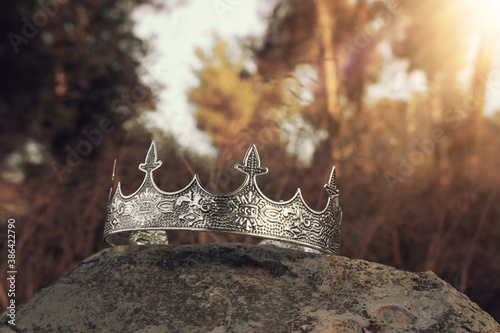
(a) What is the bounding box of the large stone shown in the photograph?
[1,243,499,332]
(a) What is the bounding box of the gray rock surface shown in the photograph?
[1,243,499,332]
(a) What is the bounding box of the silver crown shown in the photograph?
[104,142,342,255]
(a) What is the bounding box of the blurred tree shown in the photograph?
[188,38,295,190]
[255,0,396,168]
[1,0,155,164]
[190,39,261,150]
[0,0,157,307]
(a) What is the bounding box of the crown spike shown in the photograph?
[139,141,162,173]
[324,166,338,198]
[235,144,268,178]
[108,159,117,203]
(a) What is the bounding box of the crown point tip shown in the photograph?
[246,143,256,152]
[329,166,337,179]
[146,142,157,156]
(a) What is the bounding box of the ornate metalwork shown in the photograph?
[104,142,342,255]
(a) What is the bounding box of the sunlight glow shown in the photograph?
[473,0,500,33]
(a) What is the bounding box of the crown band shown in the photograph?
[104,142,342,255]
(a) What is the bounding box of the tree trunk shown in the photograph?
[316,0,341,163]
[316,0,338,119]
[428,77,442,182]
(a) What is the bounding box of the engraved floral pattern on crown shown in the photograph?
[125,188,163,225]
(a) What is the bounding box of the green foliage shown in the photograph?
[189,38,289,160]
[190,39,258,148]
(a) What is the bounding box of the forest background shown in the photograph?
[1,0,500,322]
